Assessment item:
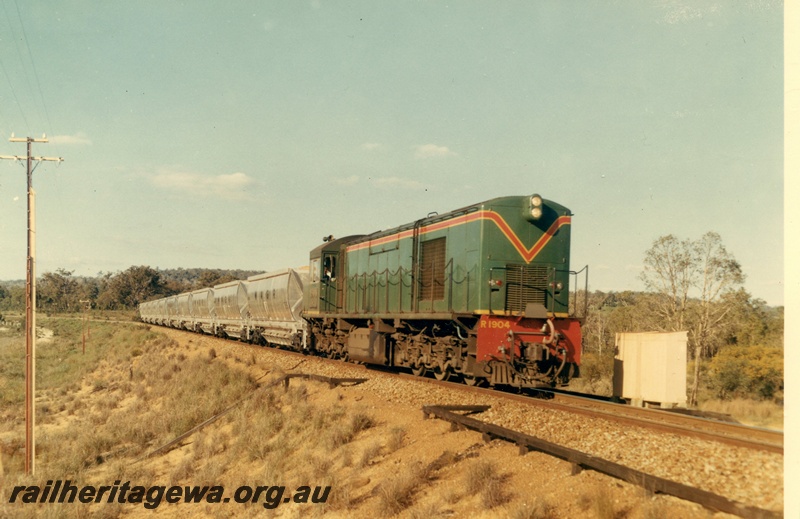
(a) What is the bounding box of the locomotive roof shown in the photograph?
[308,234,367,258]
[346,194,570,247]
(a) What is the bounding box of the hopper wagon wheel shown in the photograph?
[411,363,427,377]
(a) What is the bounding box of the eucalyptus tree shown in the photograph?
[640,232,744,405]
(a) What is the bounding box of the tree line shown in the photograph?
[0,266,260,314]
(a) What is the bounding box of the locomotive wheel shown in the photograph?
[433,366,452,382]
[463,375,486,387]
[411,364,427,377]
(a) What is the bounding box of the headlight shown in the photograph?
[531,194,542,207]
[531,207,542,219]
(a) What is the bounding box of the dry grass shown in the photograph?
[324,410,375,449]
[464,459,495,493]
[169,455,195,485]
[639,498,670,519]
[578,483,619,519]
[463,459,510,509]
[407,501,444,519]
[376,461,430,515]
[0,319,259,486]
[699,397,783,429]
[509,498,559,519]
[386,425,407,452]
[357,441,383,468]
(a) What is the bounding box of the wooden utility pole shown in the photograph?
[1,135,62,475]
[79,299,91,354]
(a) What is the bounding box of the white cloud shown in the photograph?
[335,175,359,185]
[658,1,720,24]
[150,169,256,200]
[370,177,428,190]
[414,144,456,159]
[671,110,689,119]
[361,142,384,151]
[49,132,92,145]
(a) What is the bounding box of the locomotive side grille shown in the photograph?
[419,238,446,301]
[505,264,548,313]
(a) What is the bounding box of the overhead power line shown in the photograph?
[11,0,56,141]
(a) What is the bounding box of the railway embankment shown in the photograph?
[0,322,783,517]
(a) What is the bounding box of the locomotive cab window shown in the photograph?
[323,256,336,281]
[310,258,320,282]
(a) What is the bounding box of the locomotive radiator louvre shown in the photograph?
[505,265,548,313]
[419,238,447,301]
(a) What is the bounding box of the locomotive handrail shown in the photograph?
[448,259,454,312]
[557,265,589,319]
[546,268,557,315]
[341,261,471,316]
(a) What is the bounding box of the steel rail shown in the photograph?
[391,371,784,455]
[539,390,783,454]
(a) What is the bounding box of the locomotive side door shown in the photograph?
[321,253,339,312]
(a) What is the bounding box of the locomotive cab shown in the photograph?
[304,235,364,315]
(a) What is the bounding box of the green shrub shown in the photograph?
[707,345,783,400]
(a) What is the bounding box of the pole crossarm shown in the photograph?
[0,155,63,162]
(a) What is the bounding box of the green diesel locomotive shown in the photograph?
[303,194,584,387]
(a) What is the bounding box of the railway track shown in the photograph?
[374,368,784,455]
[530,388,783,454]
[422,404,781,519]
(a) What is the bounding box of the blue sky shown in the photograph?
[0,1,786,305]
